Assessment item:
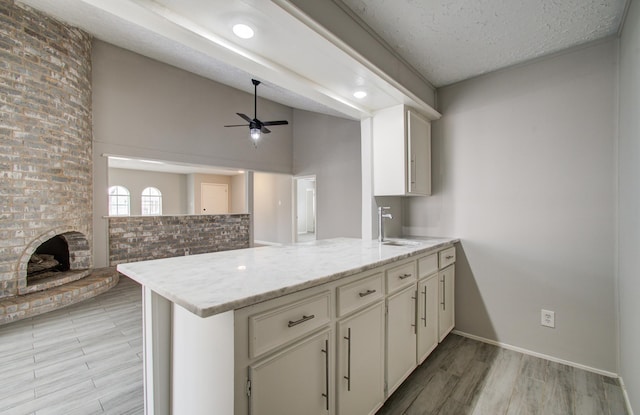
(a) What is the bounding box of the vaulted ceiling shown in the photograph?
[19,0,628,119]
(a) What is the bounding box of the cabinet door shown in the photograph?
[386,285,417,395]
[438,265,455,342]
[249,329,331,415]
[337,302,385,415]
[417,275,439,364]
[407,110,431,196]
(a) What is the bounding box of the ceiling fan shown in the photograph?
[224,79,289,147]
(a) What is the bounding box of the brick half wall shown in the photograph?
[108,214,250,266]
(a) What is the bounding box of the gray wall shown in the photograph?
[92,40,293,266]
[253,172,293,244]
[293,110,362,239]
[230,174,247,214]
[108,168,188,215]
[406,40,618,373]
[618,0,640,409]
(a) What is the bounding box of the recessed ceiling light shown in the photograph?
[233,23,254,39]
[353,90,367,99]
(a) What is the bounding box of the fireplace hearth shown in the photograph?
[18,231,93,295]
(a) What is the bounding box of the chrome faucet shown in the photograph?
[378,206,392,242]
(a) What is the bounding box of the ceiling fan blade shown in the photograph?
[236,113,252,123]
[260,126,271,134]
[224,124,249,127]
[262,120,289,126]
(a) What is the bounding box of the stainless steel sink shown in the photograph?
[382,240,421,247]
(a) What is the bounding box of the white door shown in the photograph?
[201,183,228,214]
[294,176,317,242]
[306,189,315,232]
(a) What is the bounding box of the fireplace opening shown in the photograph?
[27,235,71,283]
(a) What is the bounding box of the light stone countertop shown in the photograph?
[116,237,458,318]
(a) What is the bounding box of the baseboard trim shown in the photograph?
[451,330,618,378]
[618,376,635,415]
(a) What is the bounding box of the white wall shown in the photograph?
[92,40,293,266]
[293,110,362,239]
[618,0,640,409]
[108,168,188,215]
[253,172,293,244]
[406,40,618,372]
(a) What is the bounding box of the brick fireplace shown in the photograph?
[0,0,117,323]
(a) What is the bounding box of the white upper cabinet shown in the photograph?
[373,105,432,196]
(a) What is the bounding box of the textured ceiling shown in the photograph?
[339,0,627,86]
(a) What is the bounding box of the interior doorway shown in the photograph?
[201,183,228,214]
[294,176,316,242]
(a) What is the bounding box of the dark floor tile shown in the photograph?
[405,369,460,415]
[604,382,629,415]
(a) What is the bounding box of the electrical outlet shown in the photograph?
[541,309,555,328]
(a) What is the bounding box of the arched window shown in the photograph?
[108,186,130,216]
[141,187,162,215]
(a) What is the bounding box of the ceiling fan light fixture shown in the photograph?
[232,23,254,39]
[250,127,261,144]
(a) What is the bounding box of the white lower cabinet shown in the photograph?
[236,245,457,415]
[337,302,385,415]
[386,284,418,395]
[249,329,331,415]
[417,274,439,364]
[438,264,455,342]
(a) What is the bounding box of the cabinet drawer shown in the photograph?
[249,292,331,359]
[386,261,417,293]
[438,247,456,269]
[337,272,384,317]
[418,253,438,279]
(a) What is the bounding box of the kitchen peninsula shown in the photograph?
[117,237,458,415]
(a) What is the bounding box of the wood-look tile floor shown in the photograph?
[0,277,143,415]
[376,333,629,415]
[0,277,629,415]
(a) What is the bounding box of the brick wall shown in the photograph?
[108,214,251,265]
[0,0,93,298]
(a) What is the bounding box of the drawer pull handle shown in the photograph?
[287,314,315,328]
[445,255,454,260]
[399,273,413,280]
[358,289,377,298]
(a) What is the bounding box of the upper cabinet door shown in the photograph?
[373,105,432,196]
[407,110,431,196]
